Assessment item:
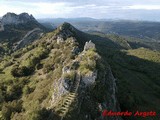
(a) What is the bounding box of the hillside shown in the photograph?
[91,37,160,120]
[0,23,122,120]
[89,32,160,51]
[0,21,159,120]
[0,13,50,56]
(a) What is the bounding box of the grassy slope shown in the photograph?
[76,31,160,120]
[0,27,79,119]
[98,48,160,120]
[0,23,160,120]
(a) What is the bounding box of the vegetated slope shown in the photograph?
[0,12,50,56]
[0,21,159,120]
[89,32,160,51]
[66,28,160,120]
[0,23,122,120]
[90,35,160,120]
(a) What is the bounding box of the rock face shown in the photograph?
[48,23,122,120]
[57,35,64,44]
[1,12,36,25]
[0,12,48,52]
[84,40,95,51]
[51,78,70,107]
[81,70,97,86]
[0,20,4,31]
[56,22,76,40]
[102,67,123,120]
[62,66,70,74]
[14,28,43,50]
[72,46,80,55]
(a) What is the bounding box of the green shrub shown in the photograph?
[1,100,22,120]
[12,52,22,58]
[23,85,31,95]
[63,71,75,80]
[29,56,40,67]
[11,66,34,77]
[43,64,54,73]
[3,61,13,68]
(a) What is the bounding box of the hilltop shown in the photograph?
[1,12,36,25]
[0,16,160,120]
[0,22,122,120]
[0,13,50,56]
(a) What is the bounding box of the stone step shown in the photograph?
[61,111,67,115]
[62,104,70,107]
[69,94,75,97]
[62,104,69,108]
[60,109,67,112]
[67,97,74,100]
[66,99,72,102]
[64,102,70,105]
[61,107,68,110]
[68,95,75,98]
[66,98,73,101]
[59,112,66,116]
[62,106,68,108]
[63,102,71,106]
[65,99,72,102]
[57,73,81,117]
[60,111,67,115]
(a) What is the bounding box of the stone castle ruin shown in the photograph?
[84,40,95,51]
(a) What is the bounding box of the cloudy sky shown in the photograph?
[0,0,160,21]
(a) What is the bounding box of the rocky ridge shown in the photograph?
[48,23,122,120]
[0,12,49,54]
[0,20,4,31]
[0,22,123,120]
[1,12,36,25]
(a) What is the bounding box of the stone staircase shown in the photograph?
[57,72,81,119]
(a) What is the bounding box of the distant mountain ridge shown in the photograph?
[1,12,36,25]
[38,18,160,42]
[0,12,50,55]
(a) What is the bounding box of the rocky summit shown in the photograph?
[0,13,50,55]
[0,22,123,120]
[1,12,36,25]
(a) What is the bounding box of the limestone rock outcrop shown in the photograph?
[1,12,36,25]
[0,21,4,31]
[14,28,43,50]
[84,40,95,51]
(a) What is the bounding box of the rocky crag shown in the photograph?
[48,23,122,120]
[0,22,123,120]
[1,12,36,25]
[0,12,49,53]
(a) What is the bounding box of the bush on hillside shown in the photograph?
[43,64,54,73]
[11,66,34,77]
[1,100,22,120]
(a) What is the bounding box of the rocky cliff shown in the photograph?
[0,20,4,31]
[0,12,49,54]
[1,12,36,25]
[14,28,44,50]
[47,23,122,120]
[0,22,123,120]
